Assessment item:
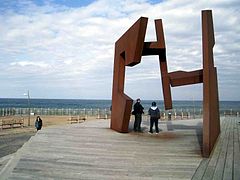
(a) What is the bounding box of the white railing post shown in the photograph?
[193,108,195,119]
[105,108,108,119]
[84,108,87,119]
[97,108,100,119]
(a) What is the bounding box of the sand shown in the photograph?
[0,115,101,158]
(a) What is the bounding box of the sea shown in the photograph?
[0,98,239,112]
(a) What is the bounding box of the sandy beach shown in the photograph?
[0,115,100,158]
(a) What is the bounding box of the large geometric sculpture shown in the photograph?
[111,10,220,157]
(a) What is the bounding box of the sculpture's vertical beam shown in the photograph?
[111,50,131,132]
[111,17,148,133]
[202,10,220,157]
[155,20,172,110]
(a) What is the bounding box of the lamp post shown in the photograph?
[24,90,31,126]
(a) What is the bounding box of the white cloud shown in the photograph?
[10,61,49,68]
[0,0,239,100]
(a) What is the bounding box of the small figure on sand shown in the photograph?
[35,116,43,131]
[132,98,144,132]
[148,101,160,134]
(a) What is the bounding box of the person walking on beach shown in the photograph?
[35,116,43,131]
[132,98,144,132]
[148,101,160,134]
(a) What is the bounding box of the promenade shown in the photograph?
[0,117,239,179]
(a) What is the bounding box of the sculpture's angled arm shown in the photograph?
[142,19,172,110]
[155,19,172,110]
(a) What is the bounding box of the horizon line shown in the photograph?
[0,97,239,102]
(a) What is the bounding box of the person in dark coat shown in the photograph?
[35,116,43,131]
[148,101,160,134]
[132,98,144,132]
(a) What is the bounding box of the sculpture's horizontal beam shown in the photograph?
[168,69,203,87]
[142,42,165,56]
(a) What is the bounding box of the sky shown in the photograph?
[0,0,239,101]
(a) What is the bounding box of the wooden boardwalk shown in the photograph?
[0,117,239,179]
[192,117,240,180]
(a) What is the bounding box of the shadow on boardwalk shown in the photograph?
[130,118,203,153]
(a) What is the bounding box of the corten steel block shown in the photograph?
[111,17,148,132]
[169,70,203,87]
[167,10,220,157]
[166,10,220,157]
[202,10,220,157]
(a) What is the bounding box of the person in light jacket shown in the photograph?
[148,101,160,134]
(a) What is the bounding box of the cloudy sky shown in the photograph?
[0,0,239,101]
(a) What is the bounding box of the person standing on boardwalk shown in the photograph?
[148,101,160,134]
[132,98,144,132]
[35,116,43,131]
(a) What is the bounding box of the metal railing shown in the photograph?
[0,107,239,119]
[0,108,111,119]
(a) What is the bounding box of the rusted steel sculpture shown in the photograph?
[111,10,220,157]
[202,10,220,157]
[111,17,148,133]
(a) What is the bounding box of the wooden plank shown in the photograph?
[191,117,227,179]
[223,118,234,180]
[189,117,237,180]
[191,158,210,180]
[212,118,230,179]
[201,118,228,180]
[233,117,240,180]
